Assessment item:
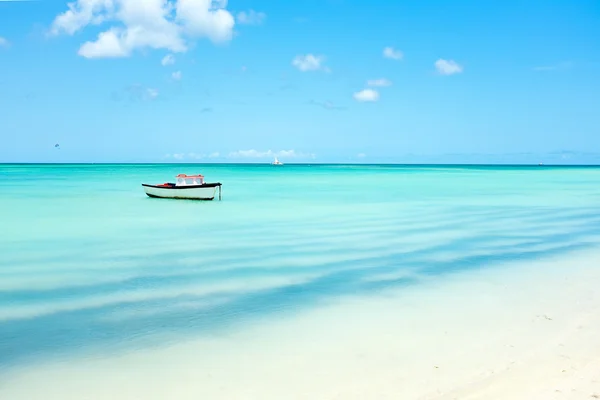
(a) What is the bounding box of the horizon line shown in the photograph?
[2,162,600,167]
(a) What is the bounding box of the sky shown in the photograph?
[0,0,599,164]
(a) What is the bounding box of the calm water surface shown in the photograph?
[2,164,600,369]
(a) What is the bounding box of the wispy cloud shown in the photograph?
[353,89,379,102]
[434,59,463,75]
[292,54,330,72]
[164,152,220,160]
[367,78,392,87]
[228,149,316,160]
[383,46,403,60]
[309,100,346,110]
[0,37,9,48]
[161,54,175,66]
[546,150,600,159]
[112,84,159,102]
[171,71,182,81]
[532,61,573,71]
[144,88,158,100]
[221,65,249,76]
[236,10,266,25]
[280,83,295,91]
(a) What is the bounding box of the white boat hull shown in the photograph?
[142,183,221,200]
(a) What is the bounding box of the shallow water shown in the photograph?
[2,164,600,370]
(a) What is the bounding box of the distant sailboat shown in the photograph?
[271,157,283,165]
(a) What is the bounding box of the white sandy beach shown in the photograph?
[1,249,599,400]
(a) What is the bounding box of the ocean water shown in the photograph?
[2,164,600,373]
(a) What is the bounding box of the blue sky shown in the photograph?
[0,0,599,163]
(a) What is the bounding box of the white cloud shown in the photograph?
[0,37,9,48]
[161,53,175,66]
[172,70,182,80]
[292,54,328,72]
[435,59,463,75]
[228,149,315,159]
[383,46,403,60]
[78,28,129,58]
[353,88,379,102]
[49,0,113,36]
[176,0,235,43]
[236,9,266,25]
[367,78,391,87]
[357,153,366,158]
[50,0,235,59]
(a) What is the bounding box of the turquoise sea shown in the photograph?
[2,164,600,373]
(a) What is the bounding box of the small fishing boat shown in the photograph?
[271,157,283,165]
[142,174,222,200]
